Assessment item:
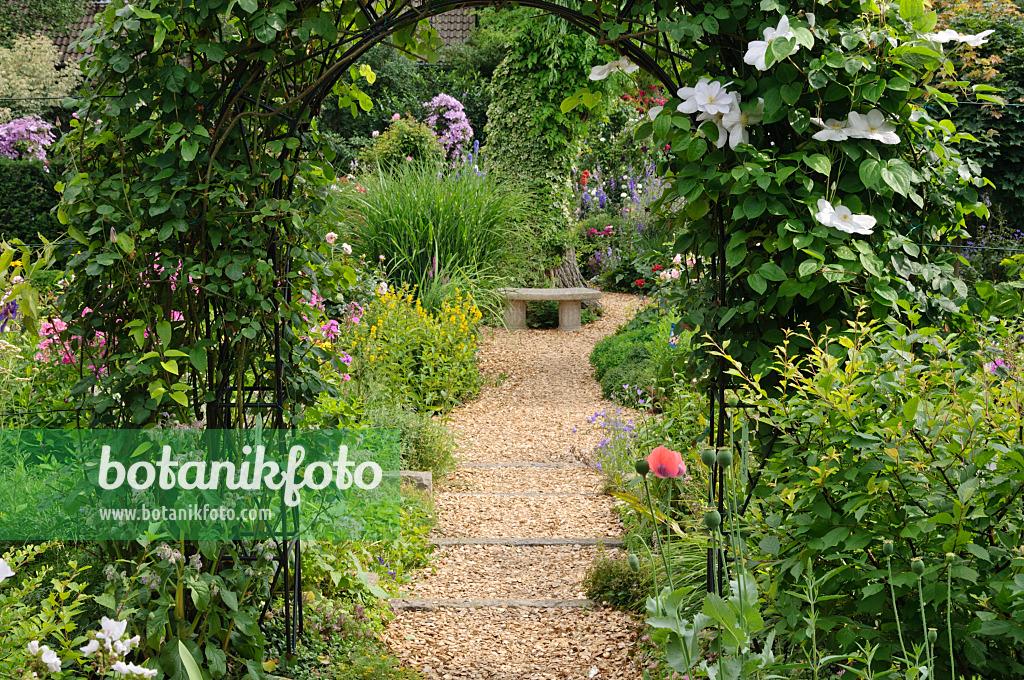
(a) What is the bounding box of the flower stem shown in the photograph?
[643,475,674,591]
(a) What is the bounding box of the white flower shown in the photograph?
[928,28,994,46]
[846,109,900,144]
[909,109,925,122]
[325,231,337,245]
[27,640,41,656]
[97,617,129,644]
[692,80,737,116]
[341,242,352,255]
[647,105,664,121]
[80,639,99,656]
[697,111,730,149]
[722,98,764,148]
[0,558,14,584]
[112,661,131,675]
[371,130,379,137]
[377,282,388,296]
[814,198,876,235]
[676,77,712,114]
[588,57,639,80]
[811,117,850,141]
[744,15,797,71]
[961,29,995,46]
[40,647,61,673]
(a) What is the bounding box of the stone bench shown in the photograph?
[499,287,602,332]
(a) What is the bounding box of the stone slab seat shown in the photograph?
[499,287,602,332]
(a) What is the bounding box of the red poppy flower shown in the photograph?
[652,265,663,272]
[647,446,686,478]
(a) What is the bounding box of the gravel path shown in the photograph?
[384,293,643,680]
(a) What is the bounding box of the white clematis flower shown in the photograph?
[692,80,737,116]
[814,198,876,235]
[697,111,730,149]
[846,109,900,144]
[744,15,798,71]
[677,77,712,113]
[588,57,640,80]
[722,98,764,148]
[811,117,851,141]
[927,28,994,46]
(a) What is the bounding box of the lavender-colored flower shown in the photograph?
[0,116,57,165]
[0,299,18,333]
[423,93,474,160]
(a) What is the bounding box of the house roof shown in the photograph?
[39,2,472,64]
[429,8,477,45]
[44,0,109,64]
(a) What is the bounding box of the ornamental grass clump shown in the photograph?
[335,158,527,304]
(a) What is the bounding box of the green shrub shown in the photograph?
[351,286,482,413]
[735,319,1024,678]
[362,396,458,478]
[334,160,527,300]
[590,309,690,407]
[581,549,651,611]
[0,159,63,244]
[356,116,443,170]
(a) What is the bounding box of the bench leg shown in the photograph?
[558,300,582,331]
[504,299,527,330]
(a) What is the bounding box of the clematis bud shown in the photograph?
[110,227,117,243]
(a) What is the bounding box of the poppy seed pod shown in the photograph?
[634,459,650,476]
[911,558,925,575]
[716,448,733,466]
[726,394,739,407]
[703,509,722,531]
[945,552,955,564]
[928,628,938,643]
[882,540,894,556]
[628,554,640,573]
[700,448,717,467]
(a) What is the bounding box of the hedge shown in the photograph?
[0,158,63,244]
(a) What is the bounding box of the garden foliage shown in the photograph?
[729,320,1024,677]
[0,158,62,243]
[0,35,80,123]
[357,115,444,169]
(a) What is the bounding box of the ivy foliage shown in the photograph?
[0,0,85,49]
[484,13,610,221]
[938,0,1024,229]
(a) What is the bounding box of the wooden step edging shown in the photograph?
[389,597,595,611]
[431,537,625,548]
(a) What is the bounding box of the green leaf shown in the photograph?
[798,259,820,277]
[803,154,831,176]
[238,0,258,12]
[181,139,200,162]
[178,640,204,680]
[759,262,787,282]
[748,272,767,294]
[189,347,208,374]
[743,195,766,219]
[157,320,172,347]
[859,159,883,188]
[225,263,244,281]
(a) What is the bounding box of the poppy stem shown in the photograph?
[643,475,674,592]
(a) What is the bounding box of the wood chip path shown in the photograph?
[384,293,644,680]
